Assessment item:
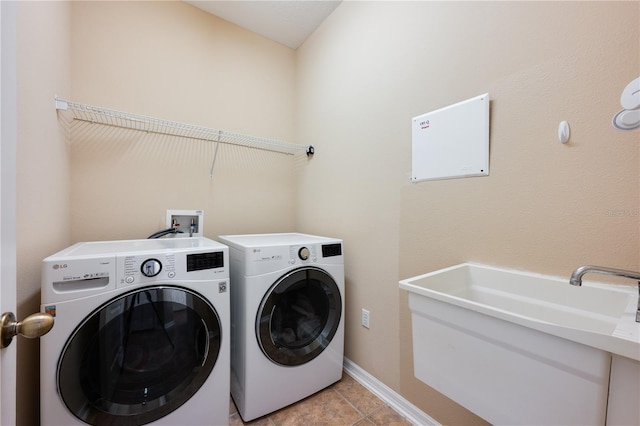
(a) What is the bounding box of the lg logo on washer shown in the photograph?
[52,263,68,270]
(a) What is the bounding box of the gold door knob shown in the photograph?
[1,312,54,348]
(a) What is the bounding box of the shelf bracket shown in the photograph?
[54,97,69,111]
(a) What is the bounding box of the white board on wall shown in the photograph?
[411,93,489,182]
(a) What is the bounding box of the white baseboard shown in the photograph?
[342,357,441,426]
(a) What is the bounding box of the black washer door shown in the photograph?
[57,286,221,425]
[257,267,341,366]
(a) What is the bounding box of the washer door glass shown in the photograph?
[257,267,342,366]
[57,286,221,425]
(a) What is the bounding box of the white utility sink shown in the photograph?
[400,262,639,360]
[400,263,640,425]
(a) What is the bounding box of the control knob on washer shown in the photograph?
[141,259,162,277]
[298,247,310,261]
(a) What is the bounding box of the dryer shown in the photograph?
[40,238,230,425]
[217,233,344,421]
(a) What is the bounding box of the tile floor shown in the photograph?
[229,373,413,426]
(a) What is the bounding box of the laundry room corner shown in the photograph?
[68,0,300,243]
[294,0,407,396]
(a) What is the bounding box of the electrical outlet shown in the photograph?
[361,309,370,329]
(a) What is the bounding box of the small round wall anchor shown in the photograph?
[558,121,570,144]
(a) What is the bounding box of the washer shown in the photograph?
[217,233,344,421]
[40,237,230,426]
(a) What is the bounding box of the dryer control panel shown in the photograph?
[218,233,343,276]
[290,245,317,263]
[238,243,343,276]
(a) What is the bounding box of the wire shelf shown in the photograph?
[55,98,313,156]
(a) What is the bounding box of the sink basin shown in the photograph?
[400,262,639,359]
[403,263,632,333]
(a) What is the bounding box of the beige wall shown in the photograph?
[297,1,639,424]
[14,1,640,425]
[16,1,71,425]
[69,1,299,242]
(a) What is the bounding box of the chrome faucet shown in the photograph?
[570,265,640,323]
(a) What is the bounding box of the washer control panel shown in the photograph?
[41,238,229,303]
[118,249,226,287]
[122,254,174,285]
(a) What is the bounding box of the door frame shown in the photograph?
[0,0,18,423]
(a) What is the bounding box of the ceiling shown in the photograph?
[185,1,342,49]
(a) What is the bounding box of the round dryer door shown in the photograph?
[257,266,342,366]
[57,286,221,425]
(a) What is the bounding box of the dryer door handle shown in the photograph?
[0,312,54,348]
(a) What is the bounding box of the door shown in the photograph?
[57,286,222,425]
[257,267,342,366]
[0,1,18,423]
